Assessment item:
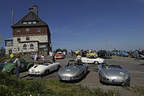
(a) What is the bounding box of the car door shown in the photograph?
[47,63,55,72]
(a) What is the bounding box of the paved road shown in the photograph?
[20,56,144,96]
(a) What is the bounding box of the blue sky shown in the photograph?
[0,0,144,50]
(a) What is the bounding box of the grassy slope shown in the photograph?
[0,72,121,96]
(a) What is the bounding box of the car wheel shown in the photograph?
[122,81,130,87]
[12,69,16,74]
[94,61,98,64]
[45,70,49,75]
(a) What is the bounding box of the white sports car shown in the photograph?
[28,61,60,75]
[81,57,105,64]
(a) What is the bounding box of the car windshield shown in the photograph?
[67,60,83,66]
[67,60,76,66]
[39,60,52,65]
[88,56,96,59]
[102,65,122,69]
[57,51,62,54]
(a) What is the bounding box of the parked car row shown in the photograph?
[112,50,144,59]
[0,57,130,87]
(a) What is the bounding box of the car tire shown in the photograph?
[45,70,49,75]
[122,81,130,87]
[94,61,98,65]
[57,65,61,70]
[12,69,16,74]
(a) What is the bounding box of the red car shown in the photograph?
[55,52,65,59]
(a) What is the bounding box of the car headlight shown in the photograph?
[124,74,129,79]
[35,70,40,73]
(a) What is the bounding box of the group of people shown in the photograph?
[33,51,56,64]
[9,51,57,78]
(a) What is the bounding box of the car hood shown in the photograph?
[58,65,82,76]
[102,68,128,77]
[2,63,14,72]
[30,65,47,71]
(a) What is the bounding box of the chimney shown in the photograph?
[29,5,38,16]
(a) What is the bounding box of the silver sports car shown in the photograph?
[58,60,88,81]
[98,64,130,86]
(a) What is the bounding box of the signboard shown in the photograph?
[39,44,47,48]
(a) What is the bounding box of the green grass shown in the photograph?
[0,72,120,96]
[131,86,144,96]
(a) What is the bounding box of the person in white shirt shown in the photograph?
[76,54,82,65]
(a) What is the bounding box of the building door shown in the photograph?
[9,49,12,54]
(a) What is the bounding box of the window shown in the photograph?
[37,28,40,32]
[6,41,13,46]
[26,37,30,40]
[26,28,30,32]
[33,21,36,24]
[16,29,20,32]
[28,22,32,24]
[17,38,21,42]
[30,44,34,49]
[18,47,20,51]
[23,44,27,50]
[23,22,27,24]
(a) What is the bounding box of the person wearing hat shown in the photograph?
[10,53,14,59]
[76,54,82,65]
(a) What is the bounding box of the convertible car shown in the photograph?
[28,61,60,76]
[81,57,105,64]
[98,64,130,86]
[58,60,88,81]
[0,64,6,71]
[2,58,34,74]
[55,51,65,59]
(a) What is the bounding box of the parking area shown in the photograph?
[20,56,144,95]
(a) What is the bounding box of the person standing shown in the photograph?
[10,53,14,59]
[13,55,21,78]
[34,52,38,64]
[76,54,82,65]
[41,51,45,63]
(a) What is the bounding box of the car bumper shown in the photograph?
[100,76,130,85]
[28,71,42,75]
[55,56,64,59]
[58,75,82,81]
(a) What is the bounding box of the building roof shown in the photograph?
[5,38,13,41]
[12,6,48,28]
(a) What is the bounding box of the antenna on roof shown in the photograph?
[11,8,14,25]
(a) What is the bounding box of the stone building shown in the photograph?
[5,5,52,55]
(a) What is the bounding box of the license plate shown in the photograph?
[64,77,69,80]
